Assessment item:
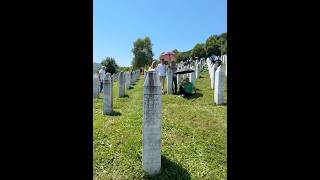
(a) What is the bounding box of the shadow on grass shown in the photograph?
[119,94,130,98]
[144,155,191,180]
[214,102,227,106]
[128,86,134,90]
[104,111,122,116]
[183,92,204,100]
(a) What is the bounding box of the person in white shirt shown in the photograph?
[156,59,167,92]
[98,66,106,93]
[149,61,157,71]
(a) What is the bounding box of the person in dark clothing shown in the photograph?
[210,55,216,65]
[187,59,191,68]
[215,56,222,67]
[182,59,188,67]
[169,61,178,94]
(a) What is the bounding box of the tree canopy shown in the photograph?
[101,57,119,75]
[131,37,154,69]
[191,43,206,59]
[172,32,227,62]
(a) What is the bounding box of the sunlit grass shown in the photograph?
[93,72,227,179]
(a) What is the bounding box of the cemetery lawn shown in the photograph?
[93,72,227,179]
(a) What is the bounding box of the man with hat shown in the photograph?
[98,66,106,93]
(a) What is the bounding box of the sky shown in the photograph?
[93,0,227,67]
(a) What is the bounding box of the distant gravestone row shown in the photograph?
[104,70,140,114]
[93,70,140,115]
[93,70,140,98]
[97,69,162,175]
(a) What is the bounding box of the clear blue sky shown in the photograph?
[93,0,227,66]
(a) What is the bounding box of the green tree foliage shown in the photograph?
[172,49,179,54]
[118,66,132,72]
[191,43,206,59]
[221,41,227,55]
[204,33,227,57]
[175,49,192,63]
[101,57,119,75]
[172,49,181,62]
[131,37,154,69]
[173,32,227,62]
[175,52,183,62]
[219,32,227,54]
[205,35,220,57]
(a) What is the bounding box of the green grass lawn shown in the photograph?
[93,72,227,179]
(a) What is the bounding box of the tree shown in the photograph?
[118,66,131,72]
[175,49,192,63]
[205,35,220,57]
[218,32,227,54]
[175,52,183,62]
[171,49,180,62]
[131,37,154,69]
[101,57,119,75]
[172,49,179,54]
[171,32,227,62]
[221,41,227,55]
[191,43,206,59]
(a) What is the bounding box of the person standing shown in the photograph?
[169,61,178,94]
[156,59,167,92]
[149,61,157,71]
[187,59,191,68]
[98,66,106,93]
[210,55,216,66]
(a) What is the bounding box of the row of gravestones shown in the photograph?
[92,70,140,99]
[92,70,160,175]
[93,73,120,99]
[143,57,227,175]
[101,70,140,114]
[206,57,226,105]
[94,58,225,175]
[144,57,226,173]
[91,70,155,175]
[141,59,205,175]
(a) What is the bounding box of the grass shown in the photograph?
[93,72,227,179]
